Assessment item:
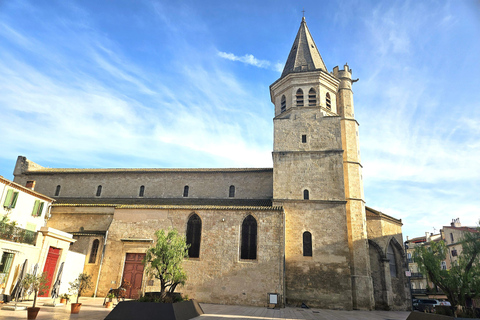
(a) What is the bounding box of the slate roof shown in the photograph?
[281,17,328,78]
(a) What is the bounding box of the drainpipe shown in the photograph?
[93,218,113,297]
[404,241,414,311]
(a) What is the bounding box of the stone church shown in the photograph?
[12,17,410,310]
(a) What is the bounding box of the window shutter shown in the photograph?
[11,192,19,208]
[32,200,40,216]
[3,189,13,207]
[37,202,44,216]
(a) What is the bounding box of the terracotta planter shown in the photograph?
[60,298,67,304]
[27,307,40,320]
[71,303,82,314]
[105,301,113,308]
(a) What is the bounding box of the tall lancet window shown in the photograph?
[303,231,312,256]
[89,239,100,263]
[183,186,189,197]
[308,88,316,106]
[326,93,331,110]
[186,214,202,258]
[139,185,145,197]
[387,243,397,277]
[296,89,304,107]
[229,185,235,197]
[281,95,286,113]
[96,185,102,197]
[241,215,257,260]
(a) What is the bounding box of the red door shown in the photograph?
[122,253,145,299]
[40,247,60,297]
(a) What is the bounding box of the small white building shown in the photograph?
[0,176,76,301]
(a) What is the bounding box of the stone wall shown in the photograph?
[279,200,352,310]
[13,157,273,200]
[366,208,410,311]
[96,207,285,307]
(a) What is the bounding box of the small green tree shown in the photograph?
[414,224,480,317]
[143,229,189,302]
[68,273,93,304]
[21,272,49,308]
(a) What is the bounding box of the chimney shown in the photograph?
[451,218,461,228]
[25,180,36,190]
[425,232,430,242]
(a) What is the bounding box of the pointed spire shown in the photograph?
[281,17,328,78]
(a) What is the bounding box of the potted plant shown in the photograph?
[59,293,70,304]
[105,292,115,308]
[21,272,48,320]
[68,273,92,314]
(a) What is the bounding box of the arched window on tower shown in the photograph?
[303,231,312,256]
[281,95,286,113]
[303,189,309,200]
[96,185,102,197]
[186,214,202,258]
[241,215,257,260]
[296,89,304,107]
[229,185,235,197]
[326,93,331,110]
[139,185,145,197]
[89,239,100,263]
[308,88,316,106]
[54,185,61,196]
[387,242,397,277]
[183,186,189,197]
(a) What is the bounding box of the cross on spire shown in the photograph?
[302,8,305,17]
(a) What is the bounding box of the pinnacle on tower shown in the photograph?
[281,17,328,78]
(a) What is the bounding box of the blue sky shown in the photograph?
[0,0,479,239]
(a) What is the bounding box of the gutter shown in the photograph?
[93,219,113,297]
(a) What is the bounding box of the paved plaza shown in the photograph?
[0,297,411,320]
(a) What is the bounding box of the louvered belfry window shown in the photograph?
[241,215,257,260]
[308,88,316,106]
[296,89,304,106]
[186,214,202,258]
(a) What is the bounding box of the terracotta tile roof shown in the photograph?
[365,206,402,225]
[52,197,281,211]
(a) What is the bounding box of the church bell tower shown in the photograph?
[270,17,374,310]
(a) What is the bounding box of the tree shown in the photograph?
[21,272,48,308]
[414,225,480,317]
[143,229,189,301]
[68,273,93,304]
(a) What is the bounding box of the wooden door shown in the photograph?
[122,253,145,299]
[40,247,60,297]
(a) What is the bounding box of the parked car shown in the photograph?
[439,300,451,306]
[414,299,439,313]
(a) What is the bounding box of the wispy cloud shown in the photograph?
[218,51,283,72]
[354,0,480,237]
[0,2,272,170]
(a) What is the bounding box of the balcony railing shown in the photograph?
[410,272,424,278]
[412,289,427,295]
[0,225,37,245]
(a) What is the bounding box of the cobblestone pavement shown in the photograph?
[0,298,411,320]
